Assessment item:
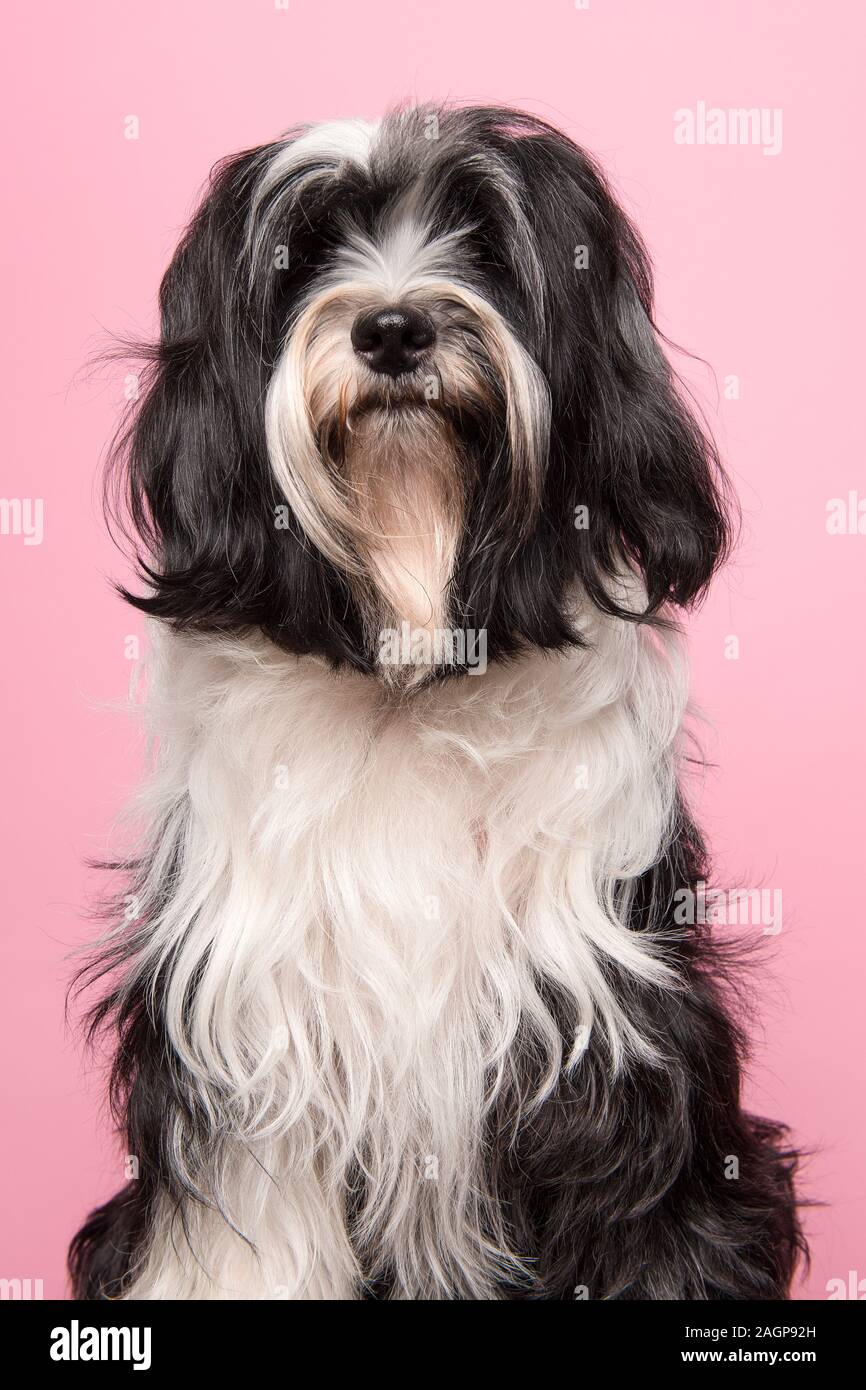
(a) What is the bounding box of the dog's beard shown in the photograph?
[265,276,550,682]
[334,400,465,678]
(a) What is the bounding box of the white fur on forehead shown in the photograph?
[248,108,547,323]
[247,117,381,273]
[258,116,380,197]
[328,221,469,300]
[253,116,468,296]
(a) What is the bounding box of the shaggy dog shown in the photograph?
[70,104,802,1300]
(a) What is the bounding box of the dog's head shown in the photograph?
[112,105,730,681]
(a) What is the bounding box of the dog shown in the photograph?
[70,104,803,1300]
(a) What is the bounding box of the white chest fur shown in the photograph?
[119,606,686,1298]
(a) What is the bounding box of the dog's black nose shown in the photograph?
[351,305,436,377]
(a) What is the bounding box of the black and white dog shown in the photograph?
[71,104,803,1300]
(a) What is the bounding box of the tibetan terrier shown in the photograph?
[70,104,803,1300]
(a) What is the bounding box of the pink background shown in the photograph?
[2,0,863,1299]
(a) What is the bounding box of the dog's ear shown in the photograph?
[104,145,365,662]
[496,117,732,620]
[106,146,277,627]
[575,263,733,617]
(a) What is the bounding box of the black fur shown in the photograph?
[485,814,803,1300]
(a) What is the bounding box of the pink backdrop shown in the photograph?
[2,0,863,1299]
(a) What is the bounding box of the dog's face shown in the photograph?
[115,105,729,680]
